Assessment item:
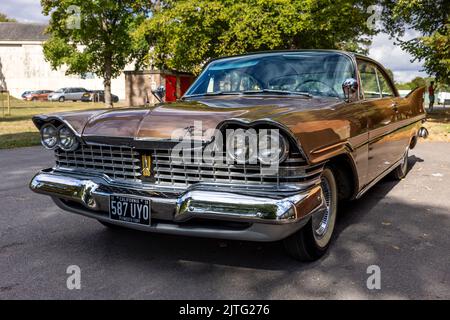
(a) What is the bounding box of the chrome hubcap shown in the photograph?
[312,176,332,239]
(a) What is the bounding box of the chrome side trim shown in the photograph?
[356,156,403,199]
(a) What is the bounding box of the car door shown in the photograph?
[33,91,41,100]
[39,91,47,100]
[64,88,73,99]
[71,88,80,100]
[357,60,400,183]
[75,88,86,100]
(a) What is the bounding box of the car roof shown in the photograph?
[208,49,360,63]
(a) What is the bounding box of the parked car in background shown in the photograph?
[438,92,450,105]
[23,90,54,101]
[21,91,32,99]
[81,90,119,103]
[48,88,88,102]
[30,50,428,261]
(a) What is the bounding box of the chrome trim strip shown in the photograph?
[369,114,425,143]
[356,156,403,199]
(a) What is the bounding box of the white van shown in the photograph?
[438,92,450,105]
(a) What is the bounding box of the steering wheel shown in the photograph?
[295,79,340,97]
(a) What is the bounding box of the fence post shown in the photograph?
[1,90,4,118]
[7,91,11,116]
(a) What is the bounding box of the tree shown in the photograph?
[396,76,438,90]
[410,76,427,89]
[135,0,378,74]
[41,0,153,107]
[0,12,16,22]
[381,0,450,85]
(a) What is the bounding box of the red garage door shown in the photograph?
[180,76,193,97]
[165,75,177,102]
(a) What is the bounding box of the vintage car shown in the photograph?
[30,50,428,261]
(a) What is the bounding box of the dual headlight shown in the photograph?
[226,129,289,164]
[40,124,79,151]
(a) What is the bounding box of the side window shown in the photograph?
[358,61,380,99]
[377,70,395,98]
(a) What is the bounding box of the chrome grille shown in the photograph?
[54,144,320,187]
[55,145,141,181]
[151,149,318,187]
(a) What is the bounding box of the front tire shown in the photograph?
[58,97,65,102]
[283,167,338,261]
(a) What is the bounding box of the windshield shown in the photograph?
[185,51,355,99]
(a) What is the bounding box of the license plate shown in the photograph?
[109,195,151,226]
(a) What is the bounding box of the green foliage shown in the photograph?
[381,0,450,85]
[395,76,441,90]
[42,0,151,78]
[0,12,16,22]
[135,0,378,74]
[41,0,153,106]
[395,82,413,90]
[410,76,427,89]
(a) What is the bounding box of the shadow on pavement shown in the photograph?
[39,153,450,298]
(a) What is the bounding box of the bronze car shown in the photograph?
[29,50,428,261]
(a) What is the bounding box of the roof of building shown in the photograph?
[0,22,48,41]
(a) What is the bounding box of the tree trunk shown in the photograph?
[104,57,113,108]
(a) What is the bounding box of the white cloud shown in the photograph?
[0,0,48,23]
[368,32,428,83]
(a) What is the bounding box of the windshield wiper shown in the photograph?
[184,91,241,98]
[242,89,312,98]
[184,89,313,99]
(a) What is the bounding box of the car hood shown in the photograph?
[33,96,343,142]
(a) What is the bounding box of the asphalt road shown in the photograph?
[1,143,449,299]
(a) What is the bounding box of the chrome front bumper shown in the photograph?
[30,169,326,241]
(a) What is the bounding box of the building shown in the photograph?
[0,22,129,100]
[125,70,195,106]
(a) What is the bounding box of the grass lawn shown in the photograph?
[424,106,450,142]
[0,95,118,149]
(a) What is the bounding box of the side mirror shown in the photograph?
[342,78,358,102]
[151,85,166,103]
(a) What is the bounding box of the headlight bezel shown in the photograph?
[257,129,289,165]
[226,128,259,164]
[57,125,79,152]
[225,127,290,165]
[40,123,59,150]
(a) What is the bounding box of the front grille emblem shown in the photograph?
[141,154,152,177]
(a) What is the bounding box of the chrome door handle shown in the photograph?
[391,102,398,110]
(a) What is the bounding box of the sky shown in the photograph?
[0,0,428,83]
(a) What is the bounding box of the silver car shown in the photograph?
[48,87,88,102]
